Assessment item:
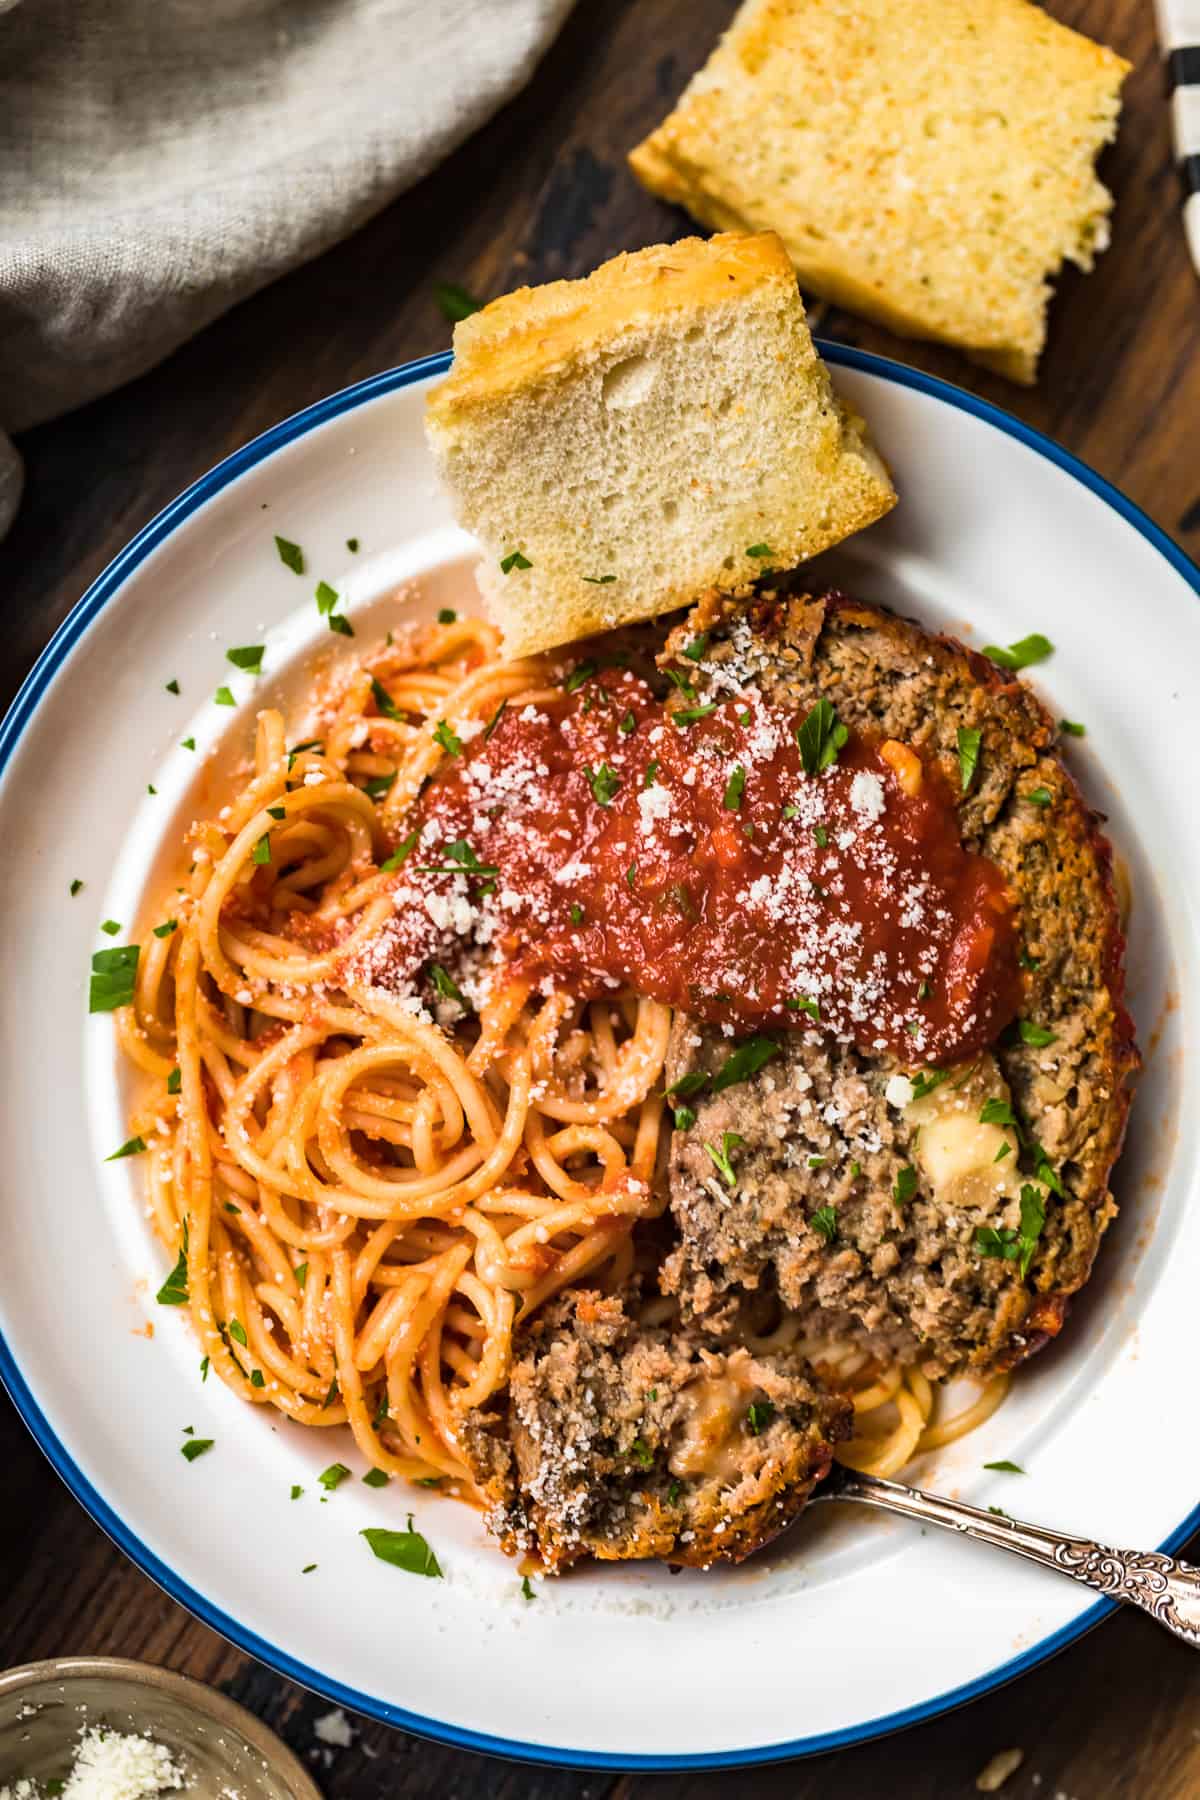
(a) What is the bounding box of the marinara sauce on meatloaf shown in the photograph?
[661,590,1137,1379]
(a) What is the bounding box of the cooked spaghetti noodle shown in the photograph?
[117,610,1005,1502]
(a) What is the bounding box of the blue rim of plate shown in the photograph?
[1,344,1198,1771]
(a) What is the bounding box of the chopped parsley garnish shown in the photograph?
[1029,1142,1067,1198]
[250,1368,265,1388]
[1060,718,1086,738]
[181,736,196,750]
[167,1067,181,1095]
[619,709,637,736]
[227,644,264,675]
[979,1097,1018,1129]
[983,1460,1025,1474]
[147,784,157,795]
[1018,1019,1056,1047]
[319,1461,351,1491]
[957,726,981,793]
[683,633,710,661]
[975,1185,1045,1278]
[813,824,828,847]
[723,764,746,811]
[416,838,498,879]
[291,1484,303,1500]
[315,580,339,615]
[362,1467,390,1488]
[370,676,402,720]
[672,1105,696,1131]
[584,761,621,805]
[274,535,304,574]
[625,861,637,889]
[786,996,820,1020]
[214,685,235,707]
[643,759,659,787]
[909,1068,949,1102]
[982,633,1053,671]
[849,1161,862,1179]
[663,667,697,700]
[988,1506,1009,1518]
[665,1070,708,1099]
[329,612,355,637]
[227,1318,248,1347]
[746,542,773,559]
[704,1131,743,1189]
[295,1262,308,1288]
[361,1517,443,1578]
[672,702,718,726]
[381,831,419,872]
[667,1480,683,1506]
[89,944,139,1013]
[499,549,531,574]
[629,1437,654,1468]
[522,1575,536,1600]
[200,1355,209,1381]
[810,1205,838,1243]
[322,1379,340,1409]
[429,963,466,1007]
[437,608,457,624]
[433,719,462,756]
[362,772,396,799]
[165,679,180,695]
[565,660,598,693]
[252,832,272,866]
[994,1142,1012,1162]
[156,1223,189,1306]
[106,1135,147,1161]
[569,903,584,925]
[796,698,848,775]
[582,574,616,585]
[153,918,178,938]
[710,1036,778,1093]
[1019,948,1040,970]
[302,1563,318,1574]
[266,805,286,821]
[1026,787,1052,808]
[101,919,121,936]
[483,699,508,743]
[435,281,482,322]
[181,1438,214,1462]
[346,537,359,553]
[287,738,323,769]
[70,878,84,896]
[746,1400,775,1434]
[893,1165,919,1207]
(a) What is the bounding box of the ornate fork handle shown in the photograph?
[820,1468,1200,1647]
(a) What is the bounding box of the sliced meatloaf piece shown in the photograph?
[660,590,1137,1378]
[459,1288,852,1572]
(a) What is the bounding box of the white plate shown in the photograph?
[0,350,1197,1771]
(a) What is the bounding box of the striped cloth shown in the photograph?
[1156,0,1200,275]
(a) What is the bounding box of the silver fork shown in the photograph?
[811,1462,1200,1646]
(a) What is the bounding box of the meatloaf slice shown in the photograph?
[459,1289,852,1572]
[660,591,1137,1377]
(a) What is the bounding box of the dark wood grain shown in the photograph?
[2,0,1199,1792]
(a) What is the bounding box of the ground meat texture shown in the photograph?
[459,1290,852,1573]
[661,592,1137,1379]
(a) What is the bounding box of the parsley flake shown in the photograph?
[711,1036,778,1093]
[153,918,178,938]
[584,762,621,805]
[89,944,139,1013]
[810,1205,838,1243]
[214,686,235,707]
[746,543,773,559]
[723,764,746,811]
[499,550,531,574]
[346,537,359,553]
[315,580,339,615]
[957,726,982,793]
[582,573,616,585]
[1026,787,1052,808]
[380,831,419,873]
[181,1438,214,1462]
[167,1067,181,1095]
[746,1400,775,1434]
[983,633,1054,671]
[106,1135,147,1162]
[565,660,598,693]
[165,679,180,695]
[1018,1019,1056,1047]
[429,963,466,1008]
[433,719,462,756]
[101,919,121,936]
[69,878,84,896]
[483,699,507,743]
[704,1131,743,1189]
[522,1575,536,1600]
[362,1467,390,1488]
[319,1461,351,1491]
[983,1460,1026,1474]
[227,644,264,675]
[893,1166,918,1207]
[252,832,272,866]
[274,536,304,575]
[361,1518,443,1578]
[370,676,402,720]
[1060,718,1086,738]
[435,281,482,322]
[437,608,457,624]
[328,612,354,637]
[796,698,848,775]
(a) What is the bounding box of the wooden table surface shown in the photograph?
[2,1,1198,1792]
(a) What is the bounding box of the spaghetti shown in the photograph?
[116,610,1005,1508]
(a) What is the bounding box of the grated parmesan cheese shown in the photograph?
[1,1726,188,1800]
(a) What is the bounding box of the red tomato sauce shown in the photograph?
[366,667,1021,1065]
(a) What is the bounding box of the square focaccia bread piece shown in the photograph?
[630,0,1129,383]
[425,231,894,659]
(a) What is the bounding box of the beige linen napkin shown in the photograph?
[0,0,575,535]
